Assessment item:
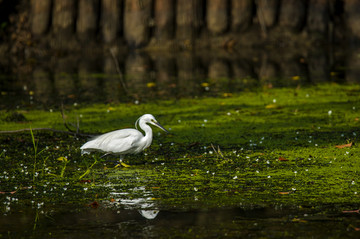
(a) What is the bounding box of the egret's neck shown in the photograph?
[139,121,153,145]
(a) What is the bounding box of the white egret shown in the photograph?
[80,114,168,165]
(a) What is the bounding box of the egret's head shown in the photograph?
[138,114,168,133]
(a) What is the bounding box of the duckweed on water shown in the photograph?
[1,84,360,236]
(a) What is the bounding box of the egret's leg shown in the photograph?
[119,155,124,161]
[100,153,111,159]
[115,155,131,168]
[99,153,119,164]
[120,155,131,167]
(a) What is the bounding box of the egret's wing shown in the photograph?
[81,129,142,154]
[97,129,138,153]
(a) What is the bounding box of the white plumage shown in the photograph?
[80,114,168,161]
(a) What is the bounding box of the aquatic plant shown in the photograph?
[0,84,360,238]
[29,128,46,183]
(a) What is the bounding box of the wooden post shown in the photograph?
[124,0,152,48]
[279,0,306,31]
[256,0,279,28]
[77,0,98,41]
[101,0,122,44]
[307,0,329,35]
[344,0,360,41]
[154,0,175,41]
[52,0,76,37]
[31,0,52,36]
[231,0,253,33]
[207,0,229,35]
[176,0,204,41]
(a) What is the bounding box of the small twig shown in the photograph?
[211,143,225,160]
[61,103,75,133]
[76,116,80,134]
[61,103,83,135]
[343,209,360,214]
[217,145,225,159]
[1,104,92,136]
[109,47,127,92]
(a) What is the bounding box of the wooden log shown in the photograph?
[279,0,306,31]
[176,0,204,40]
[77,0,99,41]
[256,0,279,28]
[52,0,76,36]
[124,0,152,48]
[231,0,253,32]
[307,0,329,35]
[154,0,175,41]
[31,0,52,35]
[101,0,122,44]
[207,0,228,35]
[344,0,360,41]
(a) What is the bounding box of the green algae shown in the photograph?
[1,83,360,236]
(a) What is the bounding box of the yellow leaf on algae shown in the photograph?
[265,104,278,109]
[57,157,68,162]
[223,93,233,97]
[292,218,307,223]
[278,191,290,195]
[147,82,156,88]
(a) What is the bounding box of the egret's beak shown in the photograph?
[154,122,169,133]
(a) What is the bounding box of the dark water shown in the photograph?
[1,46,359,110]
[1,47,360,238]
[1,206,360,238]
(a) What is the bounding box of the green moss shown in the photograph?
[1,83,360,215]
